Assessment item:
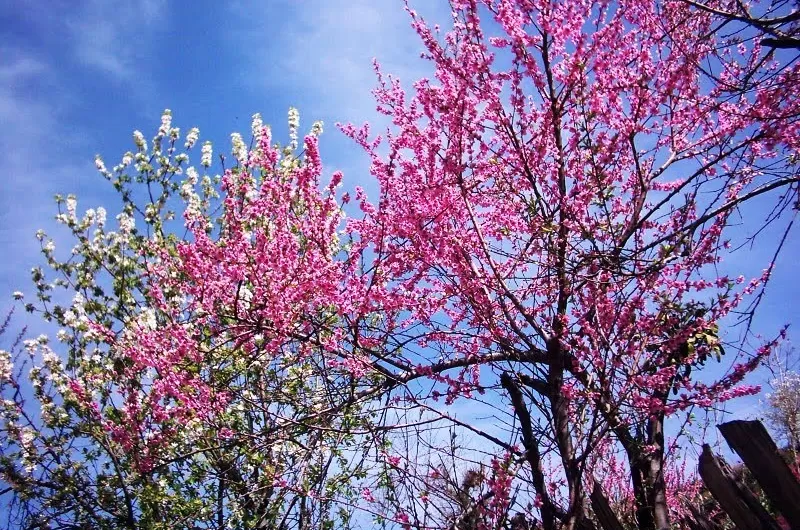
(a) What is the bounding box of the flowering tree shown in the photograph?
[764,347,800,467]
[2,1,799,529]
[0,112,396,529]
[341,0,798,528]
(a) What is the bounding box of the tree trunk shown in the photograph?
[547,338,584,530]
[625,414,669,530]
[647,416,669,530]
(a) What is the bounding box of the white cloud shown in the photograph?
[0,50,93,300]
[0,52,52,174]
[0,52,58,294]
[66,0,166,81]
[0,58,46,148]
[230,0,446,124]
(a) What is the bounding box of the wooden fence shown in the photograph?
[590,420,800,530]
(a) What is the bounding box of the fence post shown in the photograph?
[684,503,722,530]
[718,420,800,529]
[697,444,780,530]
[589,480,626,530]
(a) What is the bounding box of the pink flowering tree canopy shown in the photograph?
[341,0,797,527]
[1,0,799,529]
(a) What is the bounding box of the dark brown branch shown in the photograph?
[501,371,558,530]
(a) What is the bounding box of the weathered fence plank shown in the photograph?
[698,444,780,530]
[589,480,626,530]
[718,420,800,529]
[684,502,722,530]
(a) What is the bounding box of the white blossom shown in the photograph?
[158,109,172,137]
[73,292,86,311]
[96,207,107,227]
[83,327,104,343]
[251,113,263,137]
[63,309,78,327]
[117,212,135,234]
[18,427,37,473]
[95,155,109,174]
[12,291,23,300]
[185,195,202,220]
[133,130,147,151]
[180,181,194,198]
[42,349,59,367]
[185,127,200,149]
[201,141,213,167]
[766,372,800,447]
[231,132,247,163]
[186,166,199,185]
[0,350,12,381]
[288,107,300,150]
[144,203,157,223]
[66,197,77,221]
[19,427,35,451]
[140,308,158,331]
[238,285,253,310]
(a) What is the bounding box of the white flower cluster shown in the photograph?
[201,141,213,168]
[137,308,158,332]
[288,107,300,150]
[133,130,147,151]
[62,294,83,327]
[18,426,38,473]
[94,155,110,177]
[766,372,800,438]
[96,206,107,228]
[54,198,109,240]
[0,349,12,382]
[186,166,199,186]
[231,132,248,164]
[84,208,96,224]
[61,292,100,342]
[40,345,70,394]
[251,113,264,137]
[185,127,199,149]
[238,284,253,311]
[179,166,205,220]
[23,335,49,354]
[158,109,172,138]
[40,398,69,427]
[116,212,135,234]
[66,196,77,222]
[144,203,158,223]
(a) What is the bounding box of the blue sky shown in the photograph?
[0,0,447,301]
[0,0,797,432]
